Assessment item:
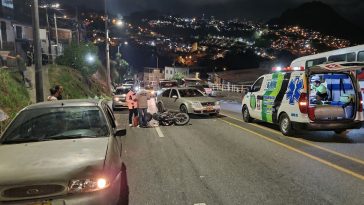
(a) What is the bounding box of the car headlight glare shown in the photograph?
[114,97,120,101]
[69,178,109,193]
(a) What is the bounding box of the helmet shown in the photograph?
[311,75,320,82]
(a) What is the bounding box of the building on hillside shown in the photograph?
[0,0,74,62]
[143,67,164,86]
[208,68,269,85]
[165,66,189,80]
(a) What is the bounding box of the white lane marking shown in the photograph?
[155,127,165,138]
[194,203,206,205]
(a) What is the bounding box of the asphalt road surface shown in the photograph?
[114,100,364,205]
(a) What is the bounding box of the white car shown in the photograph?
[0,99,128,205]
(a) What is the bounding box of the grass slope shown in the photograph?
[0,69,30,130]
[48,65,109,99]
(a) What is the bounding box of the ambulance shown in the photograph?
[241,62,364,136]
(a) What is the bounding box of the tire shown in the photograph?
[242,106,252,123]
[174,113,190,126]
[157,102,164,112]
[279,113,294,136]
[180,105,188,114]
[334,129,346,134]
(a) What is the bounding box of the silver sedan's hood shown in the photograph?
[182,97,217,103]
[0,138,109,185]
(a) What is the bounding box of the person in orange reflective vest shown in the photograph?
[126,88,138,127]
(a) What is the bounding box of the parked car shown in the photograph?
[157,87,220,115]
[0,99,127,205]
[113,86,131,110]
[242,62,364,136]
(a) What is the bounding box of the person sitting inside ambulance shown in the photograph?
[311,76,328,104]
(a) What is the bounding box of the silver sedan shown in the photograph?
[0,99,127,205]
[157,88,221,115]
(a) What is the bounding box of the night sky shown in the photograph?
[59,0,364,26]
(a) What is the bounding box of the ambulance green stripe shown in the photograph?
[262,73,284,123]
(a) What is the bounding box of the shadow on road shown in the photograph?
[118,162,129,205]
[254,121,359,144]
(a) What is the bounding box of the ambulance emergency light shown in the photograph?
[272,66,304,72]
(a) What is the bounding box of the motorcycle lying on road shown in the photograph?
[146,111,190,126]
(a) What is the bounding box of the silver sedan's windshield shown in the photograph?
[1,106,109,144]
[179,89,204,97]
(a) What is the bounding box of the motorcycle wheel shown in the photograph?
[174,113,190,126]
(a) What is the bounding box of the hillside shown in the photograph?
[0,69,31,131]
[48,65,110,99]
[268,1,364,43]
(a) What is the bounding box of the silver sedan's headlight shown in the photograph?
[191,102,203,109]
[69,178,109,193]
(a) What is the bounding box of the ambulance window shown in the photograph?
[358,51,364,61]
[347,53,356,62]
[306,57,326,68]
[252,77,264,92]
[328,52,355,62]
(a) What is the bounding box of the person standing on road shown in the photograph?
[126,88,138,127]
[135,83,150,128]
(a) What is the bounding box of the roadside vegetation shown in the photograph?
[48,65,109,99]
[0,69,30,131]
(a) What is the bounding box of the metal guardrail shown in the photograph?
[211,84,252,93]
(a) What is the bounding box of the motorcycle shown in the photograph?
[148,111,190,126]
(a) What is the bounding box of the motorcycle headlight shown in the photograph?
[68,178,110,193]
[191,102,202,109]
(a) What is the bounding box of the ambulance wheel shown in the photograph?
[242,106,252,123]
[279,113,294,136]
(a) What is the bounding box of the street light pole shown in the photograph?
[45,7,53,64]
[104,0,111,93]
[54,13,59,56]
[31,0,44,102]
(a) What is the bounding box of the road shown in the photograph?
[115,100,364,205]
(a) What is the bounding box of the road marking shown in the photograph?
[155,127,165,138]
[220,118,364,181]
[221,112,364,166]
[194,203,206,205]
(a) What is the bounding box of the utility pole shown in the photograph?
[54,13,59,56]
[45,7,52,64]
[75,6,80,44]
[31,0,44,102]
[104,0,111,93]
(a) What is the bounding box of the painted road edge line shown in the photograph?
[155,127,165,138]
[219,118,364,181]
[221,112,364,166]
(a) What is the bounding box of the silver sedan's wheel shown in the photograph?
[180,105,188,114]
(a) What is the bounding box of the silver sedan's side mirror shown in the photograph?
[114,129,126,137]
